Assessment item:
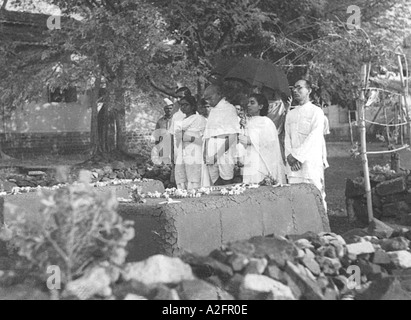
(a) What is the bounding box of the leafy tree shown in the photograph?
[1,0,410,160]
[1,0,188,158]
[149,0,409,107]
[260,0,410,107]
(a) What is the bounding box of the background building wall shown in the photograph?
[0,90,92,156]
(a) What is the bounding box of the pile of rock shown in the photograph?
[142,164,173,188]
[89,162,143,182]
[58,219,411,300]
[82,162,173,189]
[346,168,411,225]
[0,161,174,192]
[86,163,172,189]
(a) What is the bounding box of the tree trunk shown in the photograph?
[113,64,126,153]
[100,80,122,154]
[0,143,13,160]
[90,63,132,159]
[1,0,8,11]
[97,103,110,153]
[90,73,102,156]
[115,108,126,152]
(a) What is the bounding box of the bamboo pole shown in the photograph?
[397,53,411,145]
[349,110,354,146]
[359,64,374,223]
[367,144,409,155]
[384,107,390,145]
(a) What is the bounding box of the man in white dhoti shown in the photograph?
[285,80,328,211]
[201,84,241,186]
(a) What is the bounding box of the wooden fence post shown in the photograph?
[359,64,374,223]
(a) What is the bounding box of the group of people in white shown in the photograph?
[152,79,329,210]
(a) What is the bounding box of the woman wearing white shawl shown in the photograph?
[174,95,207,190]
[239,94,285,185]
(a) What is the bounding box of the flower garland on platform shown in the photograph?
[128,184,261,204]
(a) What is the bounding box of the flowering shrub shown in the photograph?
[7,176,135,284]
[371,164,396,175]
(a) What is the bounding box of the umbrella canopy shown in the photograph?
[215,57,291,97]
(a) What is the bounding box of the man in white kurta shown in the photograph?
[201,85,241,186]
[285,80,327,211]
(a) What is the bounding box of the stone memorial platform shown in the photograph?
[119,184,330,262]
[2,181,330,262]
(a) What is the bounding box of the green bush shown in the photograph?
[7,179,134,284]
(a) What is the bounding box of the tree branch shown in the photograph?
[103,0,118,13]
[218,42,259,53]
[250,0,261,9]
[194,28,207,58]
[1,0,8,11]
[214,25,232,52]
[146,75,177,98]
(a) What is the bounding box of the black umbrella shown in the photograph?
[211,57,291,97]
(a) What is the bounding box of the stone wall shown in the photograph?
[3,182,330,263]
[118,184,330,262]
[346,169,411,225]
[1,132,90,156]
[0,130,155,156]
[124,130,153,155]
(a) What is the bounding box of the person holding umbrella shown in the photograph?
[238,93,285,185]
[285,79,327,210]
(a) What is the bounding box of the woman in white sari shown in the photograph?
[239,94,285,185]
[174,95,207,190]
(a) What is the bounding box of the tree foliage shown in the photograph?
[1,0,410,157]
[152,0,410,106]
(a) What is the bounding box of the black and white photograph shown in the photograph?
[0,0,411,304]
